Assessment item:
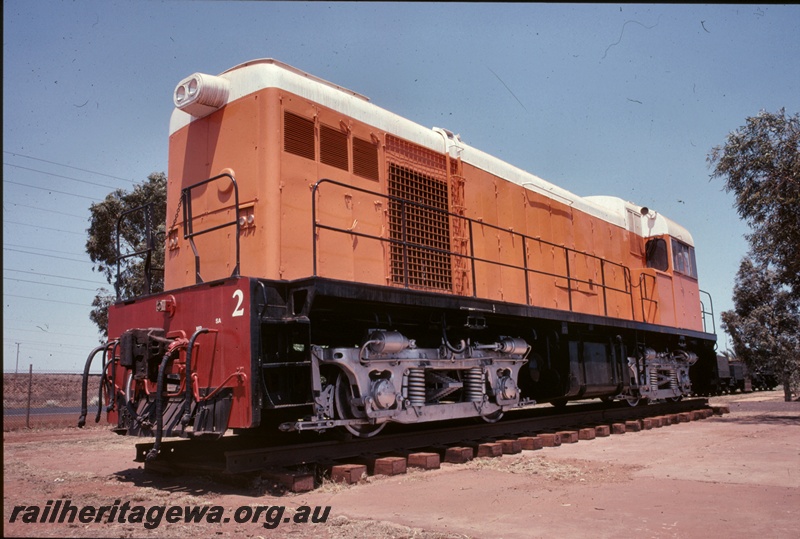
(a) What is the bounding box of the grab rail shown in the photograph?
[699,289,715,334]
[114,203,161,300]
[311,178,635,319]
[181,173,241,284]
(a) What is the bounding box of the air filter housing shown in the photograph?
[173,73,230,117]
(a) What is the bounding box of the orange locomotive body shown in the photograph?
[81,60,716,444]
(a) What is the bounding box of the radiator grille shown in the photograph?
[388,163,452,291]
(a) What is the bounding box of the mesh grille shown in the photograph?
[388,163,452,291]
[284,111,315,160]
[320,124,349,171]
[353,137,379,180]
[386,135,447,171]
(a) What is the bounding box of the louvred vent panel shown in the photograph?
[353,137,379,180]
[284,111,315,160]
[320,124,349,171]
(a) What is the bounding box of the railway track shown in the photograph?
[136,398,717,489]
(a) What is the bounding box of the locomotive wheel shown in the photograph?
[625,394,642,407]
[550,398,568,408]
[334,372,385,438]
[481,409,504,423]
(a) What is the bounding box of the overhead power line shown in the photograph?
[3,151,137,184]
[4,220,87,235]
[4,163,121,190]
[4,326,98,339]
[5,243,89,259]
[2,339,92,354]
[5,276,101,292]
[4,268,107,285]
[7,202,88,220]
[4,294,92,307]
[4,179,100,201]
[3,247,93,265]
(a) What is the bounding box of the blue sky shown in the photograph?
[4,2,799,372]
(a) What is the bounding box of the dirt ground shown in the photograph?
[3,390,799,539]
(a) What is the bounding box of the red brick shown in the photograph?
[595,425,611,437]
[331,464,367,484]
[373,457,407,476]
[518,436,544,450]
[262,470,315,493]
[538,433,561,447]
[408,452,440,469]
[444,446,474,463]
[498,439,522,454]
[557,430,579,443]
[476,443,503,458]
[623,420,640,432]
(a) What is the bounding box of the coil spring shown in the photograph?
[464,367,484,402]
[407,368,426,407]
[649,366,659,389]
[669,369,679,391]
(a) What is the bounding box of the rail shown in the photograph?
[135,397,711,473]
[114,203,161,300]
[311,179,634,319]
[699,289,715,335]
[638,272,658,324]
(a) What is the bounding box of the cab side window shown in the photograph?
[671,238,698,279]
[645,238,668,271]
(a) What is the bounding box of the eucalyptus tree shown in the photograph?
[709,109,800,400]
[86,172,167,339]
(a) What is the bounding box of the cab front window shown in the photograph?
[645,238,669,272]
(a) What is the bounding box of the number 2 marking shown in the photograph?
[232,289,244,317]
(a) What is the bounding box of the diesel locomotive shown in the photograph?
[80,59,717,447]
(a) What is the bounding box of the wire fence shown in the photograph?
[3,367,103,431]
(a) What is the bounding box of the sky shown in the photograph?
[3,2,799,372]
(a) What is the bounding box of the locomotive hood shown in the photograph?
[169,58,690,245]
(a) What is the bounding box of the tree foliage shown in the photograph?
[86,172,167,339]
[721,257,799,401]
[710,109,800,400]
[708,108,800,298]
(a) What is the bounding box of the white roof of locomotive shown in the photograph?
[169,59,693,246]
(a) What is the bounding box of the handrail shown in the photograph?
[311,178,634,318]
[181,173,241,284]
[699,289,715,334]
[638,272,658,324]
[114,203,159,300]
